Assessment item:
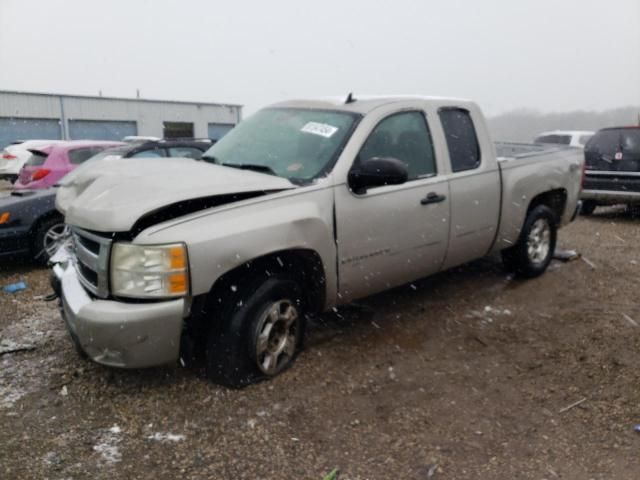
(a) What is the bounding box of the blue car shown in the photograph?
[0,189,66,264]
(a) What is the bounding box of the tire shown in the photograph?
[502,205,557,278]
[32,216,69,265]
[205,275,306,388]
[580,200,597,216]
[628,203,640,218]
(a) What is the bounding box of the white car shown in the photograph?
[0,140,65,183]
[534,130,594,148]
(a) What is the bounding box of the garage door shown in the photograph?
[69,120,137,141]
[0,117,62,149]
[208,123,235,141]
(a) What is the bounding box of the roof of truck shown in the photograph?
[270,94,475,114]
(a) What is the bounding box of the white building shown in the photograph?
[0,90,242,148]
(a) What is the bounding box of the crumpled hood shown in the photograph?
[56,158,295,232]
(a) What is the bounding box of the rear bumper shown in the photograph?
[581,189,640,204]
[52,260,185,368]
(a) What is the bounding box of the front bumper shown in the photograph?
[52,260,185,368]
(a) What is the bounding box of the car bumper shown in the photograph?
[581,189,640,204]
[0,173,18,183]
[52,260,185,368]
[0,228,30,257]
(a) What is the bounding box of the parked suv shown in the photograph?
[581,126,640,215]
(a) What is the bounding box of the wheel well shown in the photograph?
[209,249,327,314]
[527,189,567,225]
[183,249,327,362]
[29,211,64,241]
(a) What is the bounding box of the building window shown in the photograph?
[163,122,194,139]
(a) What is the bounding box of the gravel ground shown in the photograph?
[1,209,639,479]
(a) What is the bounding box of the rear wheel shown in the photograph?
[205,275,306,388]
[33,217,69,265]
[580,200,597,216]
[502,205,557,278]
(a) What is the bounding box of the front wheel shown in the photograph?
[502,205,557,278]
[33,217,69,265]
[205,276,306,388]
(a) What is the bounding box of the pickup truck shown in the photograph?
[51,96,583,387]
[580,126,640,215]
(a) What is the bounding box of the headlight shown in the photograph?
[110,243,189,298]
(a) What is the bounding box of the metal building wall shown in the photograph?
[0,91,242,147]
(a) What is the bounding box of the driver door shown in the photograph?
[334,110,450,302]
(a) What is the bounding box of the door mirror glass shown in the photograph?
[348,156,408,194]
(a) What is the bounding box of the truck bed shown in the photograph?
[494,141,572,160]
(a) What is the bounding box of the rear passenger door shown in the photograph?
[335,110,450,302]
[438,108,501,269]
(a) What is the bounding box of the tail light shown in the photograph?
[1,153,17,160]
[31,168,51,181]
[580,159,586,190]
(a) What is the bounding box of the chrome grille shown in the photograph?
[71,227,112,298]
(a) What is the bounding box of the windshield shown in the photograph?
[202,108,359,181]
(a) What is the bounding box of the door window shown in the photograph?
[439,108,481,172]
[167,146,203,159]
[68,147,106,165]
[129,148,166,158]
[358,111,436,180]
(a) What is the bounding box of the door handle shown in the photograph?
[420,192,446,205]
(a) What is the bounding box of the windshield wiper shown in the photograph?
[222,163,276,176]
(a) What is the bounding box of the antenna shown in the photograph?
[345,92,356,104]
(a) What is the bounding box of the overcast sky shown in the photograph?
[1,0,639,116]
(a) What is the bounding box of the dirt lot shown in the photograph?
[1,210,639,480]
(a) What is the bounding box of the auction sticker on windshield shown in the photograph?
[301,122,338,138]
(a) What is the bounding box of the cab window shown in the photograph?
[439,108,481,172]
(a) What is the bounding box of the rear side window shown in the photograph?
[535,134,572,145]
[585,130,621,167]
[24,150,48,167]
[621,130,640,156]
[439,108,481,172]
[68,147,106,165]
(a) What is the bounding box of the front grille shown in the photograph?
[71,227,112,298]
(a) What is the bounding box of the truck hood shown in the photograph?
[56,158,295,232]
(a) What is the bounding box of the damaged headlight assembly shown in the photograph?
[110,243,189,298]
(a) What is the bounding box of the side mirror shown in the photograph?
[348,157,408,194]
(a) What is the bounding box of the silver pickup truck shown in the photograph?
[51,96,583,387]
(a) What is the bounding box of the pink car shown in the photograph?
[14,140,124,189]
